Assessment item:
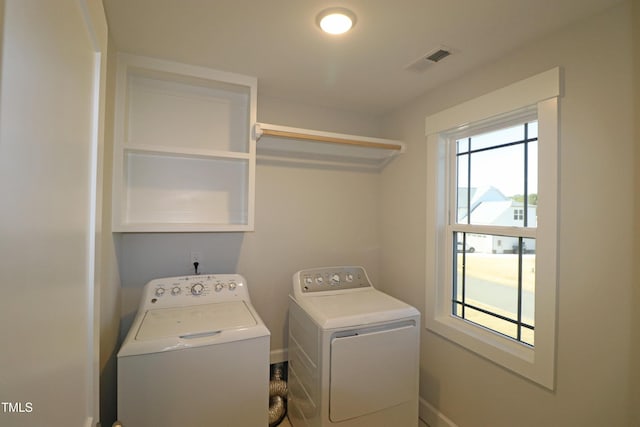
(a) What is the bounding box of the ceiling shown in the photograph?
[103,0,622,116]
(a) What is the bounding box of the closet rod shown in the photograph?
[258,127,403,151]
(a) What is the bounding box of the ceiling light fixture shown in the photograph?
[316,8,356,35]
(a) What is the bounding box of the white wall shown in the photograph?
[117,96,386,359]
[0,1,107,425]
[380,3,635,426]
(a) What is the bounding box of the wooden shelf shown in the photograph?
[255,123,405,169]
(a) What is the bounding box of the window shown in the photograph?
[513,209,524,221]
[425,68,559,389]
[451,120,537,347]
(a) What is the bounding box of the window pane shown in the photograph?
[457,154,469,222]
[521,327,534,346]
[453,232,467,303]
[469,124,524,151]
[455,122,540,227]
[464,306,518,340]
[453,301,463,317]
[467,144,524,225]
[526,140,538,227]
[463,245,519,320]
[454,252,464,302]
[457,138,469,154]
[452,233,536,345]
[527,121,538,139]
[521,237,536,327]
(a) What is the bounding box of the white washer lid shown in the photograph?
[294,289,419,329]
[136,301,256,341]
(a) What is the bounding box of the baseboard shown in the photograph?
[419,397,458,427]
[270,348,288,364]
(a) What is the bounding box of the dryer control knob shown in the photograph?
[191,283,204,295]
[171,286,181,295]
[215,283,224,292]
[155,287,165,297]
[330,273,340,285]
[228,281,237,291]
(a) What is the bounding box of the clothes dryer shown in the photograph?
[117,274,270,427]
[288,266,420,427]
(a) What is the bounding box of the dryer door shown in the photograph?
[329,321,419,422]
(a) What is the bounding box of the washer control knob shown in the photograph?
[330,273,340,285]
[171,286,181,295]
[155,287,165,297]
[191,283,204,295]
[228,281,237,291]
[215,283,224,292]
[345,273,354,282]
[315,275,324,285]
[304,276,313,286]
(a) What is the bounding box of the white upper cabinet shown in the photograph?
[112,54,256,232]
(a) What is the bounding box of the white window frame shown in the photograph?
[425,68,559,389]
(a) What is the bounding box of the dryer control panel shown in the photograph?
[294,266,372,294]
[142,274,250,308]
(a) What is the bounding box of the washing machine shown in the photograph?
[288,266,420,427]
[117,274,270,427]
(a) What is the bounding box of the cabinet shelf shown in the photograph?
[123,144,252,161]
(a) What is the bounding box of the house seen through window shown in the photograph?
[451,121,538,346]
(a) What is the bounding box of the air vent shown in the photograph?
[426,49,451,62]
[405,46,453,72]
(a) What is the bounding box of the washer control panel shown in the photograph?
[142,274,249,308]
[295,266,372,294]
